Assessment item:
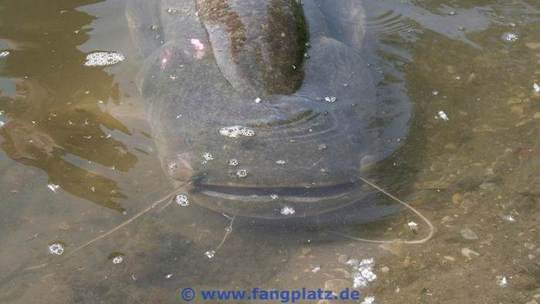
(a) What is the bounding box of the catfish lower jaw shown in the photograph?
[188,180,372,219]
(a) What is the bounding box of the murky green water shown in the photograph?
[0,0,538,303]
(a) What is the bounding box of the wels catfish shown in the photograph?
[126,0,411,220]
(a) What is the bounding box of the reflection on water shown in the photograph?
[0,0,137,211]
[0,0,539,303]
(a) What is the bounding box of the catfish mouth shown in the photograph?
[190,181,368,219]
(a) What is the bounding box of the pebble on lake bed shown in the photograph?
[84,51,125,67]
[460,228,479,240]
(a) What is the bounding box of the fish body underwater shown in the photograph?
[126,0,411,221]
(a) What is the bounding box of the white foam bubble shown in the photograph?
[48,242,65,256]
[84,51,125,67]
[347,258,377,288]
[219,126,255,138]
[280,206,295,216]
[205,250,216,259]
[175,194,190,207]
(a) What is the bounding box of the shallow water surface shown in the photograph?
[0,0,539,303]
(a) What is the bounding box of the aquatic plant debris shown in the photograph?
[174,194,190,207]
[84,51,125,67]
[48,242,65,256]
[219,126,255,138]
[346,258,377,288]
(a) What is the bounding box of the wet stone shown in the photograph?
[461,247,480,259]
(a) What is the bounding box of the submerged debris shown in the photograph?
[219,126,255,138]
[48,242,65,256]
[84,51,125,67]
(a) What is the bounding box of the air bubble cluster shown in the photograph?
[84,51,126,67]
[219,126,255,138]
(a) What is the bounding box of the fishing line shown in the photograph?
[330,176,435,245]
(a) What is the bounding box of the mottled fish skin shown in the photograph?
[126,0,411,219]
